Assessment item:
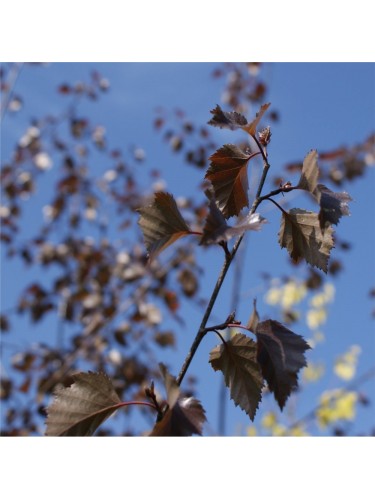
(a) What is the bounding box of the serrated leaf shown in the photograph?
[137,192,192,258]
[314,184,352,230]
[279,208,334,272]
[159,362,180,408]
[242,102,271,137]
[297,149,319,193]
[45,372,121,436]
[199,194,229,245]
[205,144,259,218]
[200,195,266,245]
[150,364,206,436]
[295,151,352,232]
[150,396,206,436]
[255,320,310,410]
[209,333,264,420]
[207,104,248,130]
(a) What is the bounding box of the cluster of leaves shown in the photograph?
[44,99,352,435]
[282,133,375,188]
[44,298,311,435]
[147,102,354,272]
[208,304,310,420]
[211,62,279,118]
[45,364,206,436]
[149,103,353,272]
[1,63,373,436]
[153,106,216,169]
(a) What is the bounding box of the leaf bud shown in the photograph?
[258,126,272,146]
[225,311,237,324]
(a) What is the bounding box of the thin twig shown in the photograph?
[218,241,247,435]
[264,196,289,215]
[212,329,228,347]
[0,63,24,121]
[258,184,297,202]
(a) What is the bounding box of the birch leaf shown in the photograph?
[137,192,192,258]
[279,208,334,272]
[209,333,264,420]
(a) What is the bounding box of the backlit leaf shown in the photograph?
[208,103,271,138]
[199,194,229,245]
[200,195,266,245]
[227,212,267,237]
[159,362,180,408]
[209,333,264,420]
[137,192,192,258]
[255,320,310,410]
[150,364,206,436]
[205,144,259,218]
[278,208,334,272]
[247,299,259,333]
[207,104,248,130]
[150,396,206,436]
[314,184,352,230]
[297,149,319,193]
[45,372,121,436]
[242,102,271,137]
[295,150,352,231]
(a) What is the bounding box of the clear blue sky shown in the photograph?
[1,62,375,436]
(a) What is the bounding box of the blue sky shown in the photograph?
[1,62,375,437]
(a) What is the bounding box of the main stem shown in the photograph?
[176,138,270,386]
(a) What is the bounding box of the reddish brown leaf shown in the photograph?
[295,151,352,231]
[314,184,352,230]
[137,192,192,258]
[150,364,206,436]
[58,83,71,95]
[208,103,271,139]
[242,102,271,137]
[209,333,264,420]
[205,144,259,218]
[255,320,310,410]
[45,372,121,436]
[247,299,260,333]
[207,104,248,130]
[177,268,198,297]
[0,313,10,332]
[278,208,334,272]
[150,397,206,436]
[297,149,319,193]
[154,331,176,348]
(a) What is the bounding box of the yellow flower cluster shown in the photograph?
[259,411,309,436]
[316,390,358,428]
[265,279,307,309]
[306,283,335,330]
[302,361,325,383]
[334,345,361,381]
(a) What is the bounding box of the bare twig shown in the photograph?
[0,62,24,121]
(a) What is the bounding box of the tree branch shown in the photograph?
[176,139,271,386]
